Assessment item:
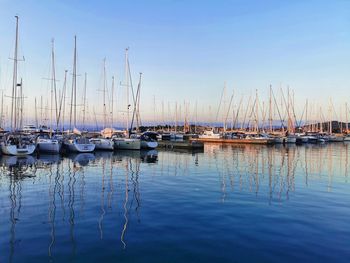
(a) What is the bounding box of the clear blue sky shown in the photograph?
[0,0,349,126]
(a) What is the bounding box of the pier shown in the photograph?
[157,140,204,149]
[191,138,275,145]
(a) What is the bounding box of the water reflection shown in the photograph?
[67,153,96,167]
[0,156,37,178]
[0,144,349,261]
[201,143,350,201]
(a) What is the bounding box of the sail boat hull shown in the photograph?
[64,141,95,153]
[141,140,158,149]
[37,139,61,153]
[90,138,114,151]
[1,143,36,156]
[114,138,141,150]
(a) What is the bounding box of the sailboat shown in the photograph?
[89,59,114,151]
[113,48,141,150]
[37,39,62,153]
[63,36,95,153]
[1,16,36,156]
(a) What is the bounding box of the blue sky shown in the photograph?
[0,0,349,126]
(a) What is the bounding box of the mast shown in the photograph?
[195,100,198,133]
[70,36,77,130]
[51,39,59,130]
[11,16,19,131]
[255,89,259,133]
[153,95,156,131]
[103,58,107,129]
[162,100,165,130]
[34,97,38,128]
[19,78,23,129]
[346,102,349,133]
[130,73,142,133]
[305,99,308,132]
[59,70,68,131]
[175,102,178,133]
[329,98,332,135]
[124,48,130,135]
[269,85,272,133]
[0,90,4,128]
[111,76,115,128]
[82,73,87,129]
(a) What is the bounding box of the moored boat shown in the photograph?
[90,137,114,151]
[140,131,158,149]
[1,133,36,156]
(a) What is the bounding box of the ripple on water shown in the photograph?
[0,144,350,262]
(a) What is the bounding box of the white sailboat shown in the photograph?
[89,59,114,151]
[37,134,61,153]
[63,36,95,153]
[140,131,158,149]
[64,136,96,153]
[1,16,36,156]
[114,137,141,150]
[113,48,141,150]
[90,137,114,150]
[199,129,221,139]
[37,39,62,153]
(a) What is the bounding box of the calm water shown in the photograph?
[0,143,349,263]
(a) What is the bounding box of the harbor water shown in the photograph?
[0,143,349,262]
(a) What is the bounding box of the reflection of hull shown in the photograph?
[67,153,96,166]
[115,149,142,159]
[37,139,61,153]
[37,153,61,165]
[114,138,141,150]
[94,150,114,160]
[1,144,36,156]
[141,140,158,149]
[64,142,95,153]
[140,149,158,163]
[0,155,36,167]
[90,138,114,150]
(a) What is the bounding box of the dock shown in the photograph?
[158,140,204,149]
[190,138,274,145]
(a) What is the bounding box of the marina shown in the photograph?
[0,1,350,262]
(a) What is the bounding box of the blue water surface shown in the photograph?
[0,143,349,262]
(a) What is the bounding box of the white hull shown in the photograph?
[1,143,36,156]
[64,141,95,153]
[114,138,141,150]
[199,135,221,139]
[90,138,114,151]
[344,136,350,142]
[329,136,344,142]
[141,140,158,149]
[37,139,61,153]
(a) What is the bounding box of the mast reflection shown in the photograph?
[0,143,349,261]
